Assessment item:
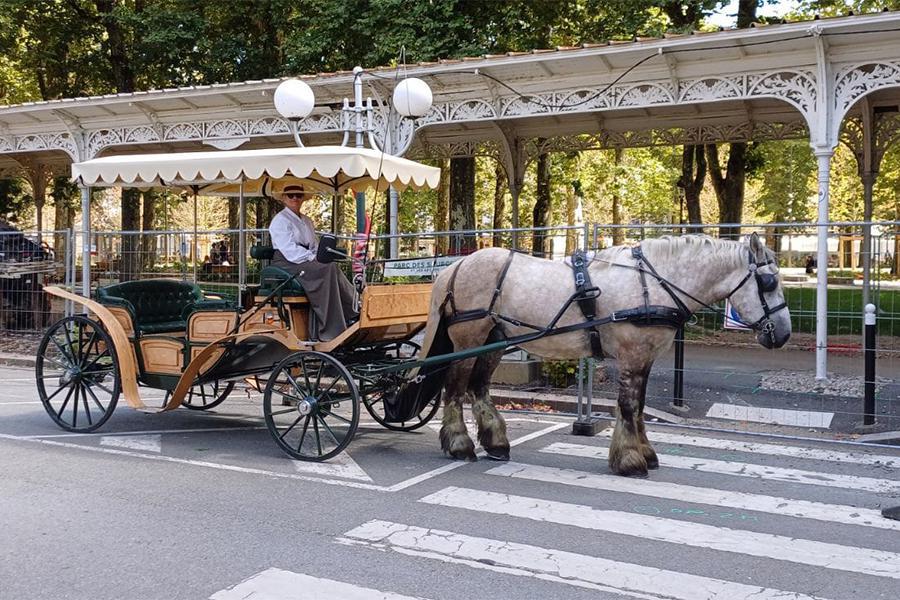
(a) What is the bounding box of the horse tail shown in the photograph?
[390,273,455,421]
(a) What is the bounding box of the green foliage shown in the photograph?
[541,359,580,388]
[750,140,816,222]
[0,177,31,222]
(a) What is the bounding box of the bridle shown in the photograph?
[724,251,788,341]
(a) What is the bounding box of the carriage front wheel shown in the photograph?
[263,351,359,461]
[36,315,121,432]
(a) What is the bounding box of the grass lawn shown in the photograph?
[697,286,900,337]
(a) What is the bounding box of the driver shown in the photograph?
[268,184,357,341]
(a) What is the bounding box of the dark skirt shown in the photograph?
[271,251,357,341]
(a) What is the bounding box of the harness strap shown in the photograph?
[444,250,517,326]
[571,249,604,358]
[632,245,693,325]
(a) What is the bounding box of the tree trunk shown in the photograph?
[435,159,450,254]
[705,143,746,239]
[449,157,476,254]
[141,190,157,270]
[121,188,141,281]
[611,147,625,246]
[51,177,73,259]
[678,145,706,230]
[532,150,551,257]
[491,162,506,247]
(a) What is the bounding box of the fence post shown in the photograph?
[863,303,877,426]
[672,324,685,409]
[572,357,603,436]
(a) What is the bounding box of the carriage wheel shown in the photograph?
[360,342,439,431]
[163,380,235,411]
[263,351,359,461]
[35,315,120,432]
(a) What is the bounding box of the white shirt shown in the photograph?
[269,207,317,264]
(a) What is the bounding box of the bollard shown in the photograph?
[572,357,603,436]
[673,325,685,408]
[863,303,876,426]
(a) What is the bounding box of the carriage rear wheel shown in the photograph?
[359,342,440,432]
[36,315,120,432]
[162,380,235,410]
[263,351,359,461]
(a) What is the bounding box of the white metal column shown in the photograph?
[814,151,833,381]
[389,186,399,259]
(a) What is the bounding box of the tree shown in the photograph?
[532,149,552,257]
[449,157,476,254]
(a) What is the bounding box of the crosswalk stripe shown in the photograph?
[541,442,900,494]
[706,403,834,428]
[487,462,900,531]
[210,567,430,600]
[419,486,900,580]
[599,429,900,468]
[342,520,831,600]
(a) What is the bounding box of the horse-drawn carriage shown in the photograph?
[36,146,442,461]
[34,145,793,476]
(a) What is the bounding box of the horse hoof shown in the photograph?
[446,448,478,462]
[645,456,660,470]
[610,449,649,477]
[484,447,510,461]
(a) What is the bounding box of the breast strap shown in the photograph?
[571,249,604,358]
[443,250,517,325]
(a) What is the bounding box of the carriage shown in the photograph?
[35,146,444,461]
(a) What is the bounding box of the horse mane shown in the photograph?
[604,234,776,269]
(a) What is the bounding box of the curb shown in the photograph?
[856,430,900,444]
[491,388,685,424]
[0,353,35,369]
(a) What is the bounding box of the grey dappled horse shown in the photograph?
[398,233,791,477]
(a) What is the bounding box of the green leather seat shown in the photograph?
[252,245,306,296]
[96,279,231,335]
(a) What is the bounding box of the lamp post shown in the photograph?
[273,69,433,240]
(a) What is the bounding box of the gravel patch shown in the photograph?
[760,370,890,397]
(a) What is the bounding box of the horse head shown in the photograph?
[726,232,792,349]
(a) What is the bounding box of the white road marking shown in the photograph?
[0,401,42,405]
[487,462,900,531]
[599,429,900,468]
[21,425,266,439]
[100,434,161,453]
[342,520,831,600]
[210,567,430,600]
[706,403,834,428]
[419,487,900,580]
[427,421,477,438]
[293,452,372,482]
[383,421,568,493]
[0,421,567,493]
[541,442,900,494]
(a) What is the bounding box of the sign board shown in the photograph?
[383,255,463,278]
[723,298,751,330]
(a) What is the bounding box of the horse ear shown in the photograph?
[749,232,764,257]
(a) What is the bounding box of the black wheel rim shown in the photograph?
[358,341,439,431]
[36,316,120,432]
[182,380,234,410]
[263,351,359,461]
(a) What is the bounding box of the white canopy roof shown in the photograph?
[71,145,441,192]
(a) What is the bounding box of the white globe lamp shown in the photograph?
[274,79,316,120]
[392,77,433,118]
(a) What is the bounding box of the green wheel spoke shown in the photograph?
[316,414,339,443]
[312,417,323,455]
[268,407,296,417]
[295,416,311,451]
[278,414,304,441]
[56,385,75,419]
[80,386,93,425]
[83,384,107,413]
[319,408,352,426]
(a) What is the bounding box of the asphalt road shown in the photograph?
[1,365,899,600]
